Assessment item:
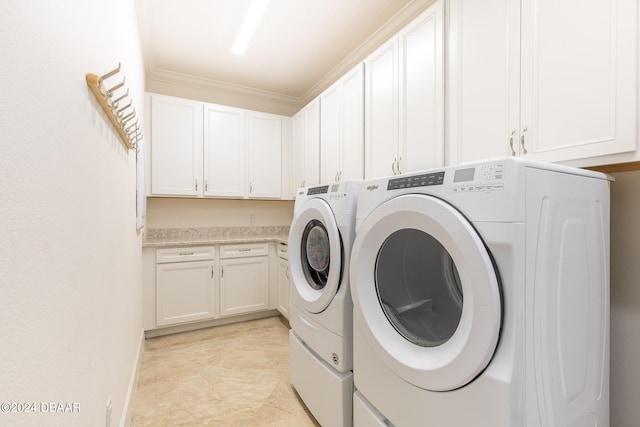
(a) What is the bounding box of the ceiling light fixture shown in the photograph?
[232,0,271,55]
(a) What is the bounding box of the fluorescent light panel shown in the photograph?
[232,0,271,55]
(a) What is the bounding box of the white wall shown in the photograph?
[609,170,640,426]
[145,198,294,229]
[0,1,145,426]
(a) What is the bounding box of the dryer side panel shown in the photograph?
[525,168,610,426]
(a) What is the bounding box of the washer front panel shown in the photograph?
[350,194,501,391]
[289,198,343,313]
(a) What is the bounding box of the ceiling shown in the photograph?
[134,0,430,111]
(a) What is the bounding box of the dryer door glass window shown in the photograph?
[301,220,331,290]
[375,228,463,347]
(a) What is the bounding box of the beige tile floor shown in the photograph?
[131,316,320,426]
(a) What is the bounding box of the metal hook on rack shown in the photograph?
[114,100,133,118]
[120,108,137,127]
[110,89,130,110]
[125,120,139,135]
[105,77,126,99]
[98,62,121,95]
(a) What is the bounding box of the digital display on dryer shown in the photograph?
[453,167,475,183]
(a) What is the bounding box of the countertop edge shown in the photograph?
[143,236,289,248]
[142,226,290,248]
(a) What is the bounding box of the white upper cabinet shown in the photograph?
[203,104,246,198]
[248,112,282,199]
[399,4,444,173]
[447,0,638,165]
[151,94,203,196]
[320,64,365,183]
[292,98,321,189]
[365,1,444,179]
[148,93,286,199]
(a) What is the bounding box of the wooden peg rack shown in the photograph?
[86,63,142,150]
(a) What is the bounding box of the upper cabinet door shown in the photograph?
[320,83,341,183]
[365,1,444,179]
[365,38,399,179]
[519,0,637,162]
[399,0,444,174]
[340,64,365,181]
[248,112,282,199]
[150,94,203,196]
[319,63,364,183]
[447,0,638,166]
[304,99,321,187]
[293,98,321,189]
[446,0,519,164]
[203,104,247,198]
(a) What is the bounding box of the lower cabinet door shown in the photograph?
[220,256,269,317]
[156,260,216,326]
[277,257,290,319]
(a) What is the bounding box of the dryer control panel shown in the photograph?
[452,161,506,193]
[387,171,445,190]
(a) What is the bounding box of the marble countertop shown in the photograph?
[143,226,290,248]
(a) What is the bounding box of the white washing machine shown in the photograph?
[350,158,610,426]
[288,180,361,427]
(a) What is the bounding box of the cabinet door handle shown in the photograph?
[520,126,528,155]
[178,252,194,256]
[195,179,198,191]
[211,266,214,278]
[249,182,253,193]
[335,172,339,182]
[221,265,224,277]
[509,129,516,156]
[205,180,208,192]
[239,248,251,252]
[397,157,402,175]
[391,158,397,175]
[285,267,290,279]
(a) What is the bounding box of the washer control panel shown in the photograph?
[452,161,505,193]
[307,185,329,195]
[306,182,354,201]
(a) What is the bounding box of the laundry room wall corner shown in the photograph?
[609,170,640,426]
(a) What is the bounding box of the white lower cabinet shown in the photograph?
[276,243,290,320]
[219,243,270,317]
[155,246,217,326]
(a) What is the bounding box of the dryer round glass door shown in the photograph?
[376,228,464,348]
[350,194,502,391]
[288,198,343,313]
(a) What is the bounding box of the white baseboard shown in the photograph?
[120,328,145,427]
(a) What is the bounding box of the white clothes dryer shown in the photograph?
[288,180,361,427]
[350,158,610,426]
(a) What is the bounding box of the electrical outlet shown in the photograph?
[249,214,255,224]
[106,395,112,427]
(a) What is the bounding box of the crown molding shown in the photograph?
[147,68,304,111]
[298,0,437,107]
